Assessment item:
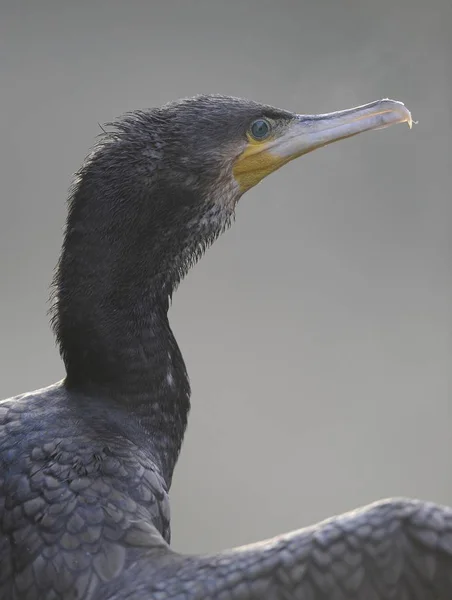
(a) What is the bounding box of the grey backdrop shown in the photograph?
[0,0,451,554]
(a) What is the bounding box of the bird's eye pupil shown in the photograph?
[250,119,270,140]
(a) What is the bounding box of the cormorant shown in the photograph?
[0,94,451,600]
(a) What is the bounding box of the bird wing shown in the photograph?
[110,498,452,599]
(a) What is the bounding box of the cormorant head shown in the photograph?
[105,93,412,204]
[64,94,412,295]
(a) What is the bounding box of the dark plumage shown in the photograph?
[1,94,451,599]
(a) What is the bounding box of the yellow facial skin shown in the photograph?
[233,132,293,193]
[232,99,413,194]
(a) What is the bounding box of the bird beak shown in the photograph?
[233,99,413,192]
[272,99,413,160]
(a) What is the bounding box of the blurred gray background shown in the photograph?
[0,0,451,553]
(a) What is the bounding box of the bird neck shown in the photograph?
[52,171,200,486]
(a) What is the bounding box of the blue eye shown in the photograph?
[250,119,271,140]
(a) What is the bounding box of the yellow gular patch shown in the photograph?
[233,138,291,193]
